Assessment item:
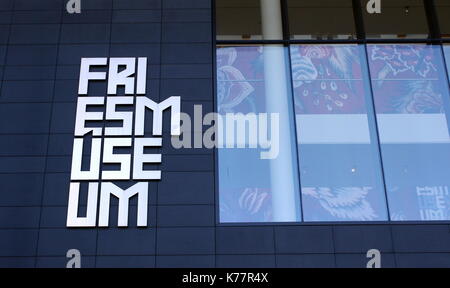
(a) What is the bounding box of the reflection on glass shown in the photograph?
[444,46,450,76]
[288,0,356,40]
[217,46,301,223]
[362,0,429,39]
[368,44,450,220]
[290,44,388,221]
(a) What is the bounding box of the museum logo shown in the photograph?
[66,58,181,228]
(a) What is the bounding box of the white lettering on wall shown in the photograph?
[67,57,181,228]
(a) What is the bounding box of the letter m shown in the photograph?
[135,96,181,136]
[99,182,148,227]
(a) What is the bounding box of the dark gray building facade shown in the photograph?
[1,0,450,268]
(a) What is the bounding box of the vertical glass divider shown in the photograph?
[439,45,450,137]
[362,44,392,221]
[285,43,304,222]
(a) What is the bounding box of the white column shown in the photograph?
[260,0,283,40]
[260,0,299,222]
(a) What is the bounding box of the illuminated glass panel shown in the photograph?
[290,44,388,221]
[444,45,450,75]
[368,44,450,221]
[217,46,301,223]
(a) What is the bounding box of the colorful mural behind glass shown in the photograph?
[290,45,367,114]
[217,44,450,223]
[217,46,301,223]
[290,44,388,221]
[369,44,444,114]
[368,44,450,220]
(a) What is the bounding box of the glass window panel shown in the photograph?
[368,44,450,221]
[445,46,450,78]
[216,0,263,40]
[288,0,356,40]
[216,0,286,41]
[217,45,302,223]
[362,0,429,39]
[435,0,450,38]
[290,44,388,222]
